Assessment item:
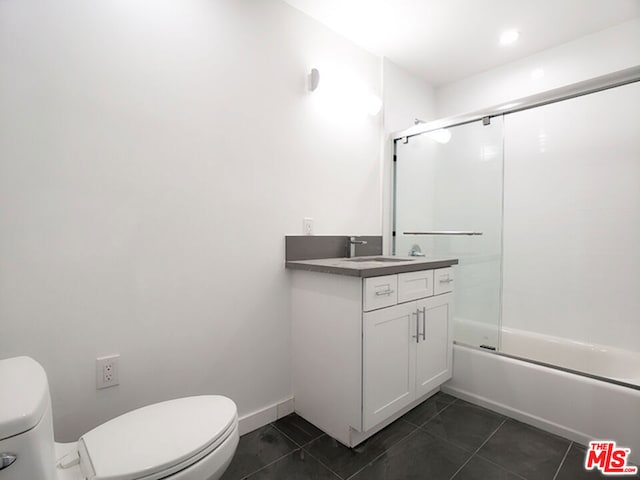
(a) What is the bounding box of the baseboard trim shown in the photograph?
[238,397,295,436]
[441,385,591,446]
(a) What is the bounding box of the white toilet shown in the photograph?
[0,356,239,480]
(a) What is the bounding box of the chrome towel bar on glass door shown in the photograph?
[402,231,483,236]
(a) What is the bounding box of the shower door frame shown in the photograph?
[389,65,640,391]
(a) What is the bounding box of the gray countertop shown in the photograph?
[285,256,458,278]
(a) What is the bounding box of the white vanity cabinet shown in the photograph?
[291,266,454,447]
[363,293,452,431]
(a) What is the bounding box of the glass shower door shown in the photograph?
[394,117,504,349]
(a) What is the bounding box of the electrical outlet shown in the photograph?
[303,217,314,236]
[96,355,119,390]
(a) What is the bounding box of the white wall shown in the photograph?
[382,58,436,133]
[436,18,640,117]
[0,0,382,441]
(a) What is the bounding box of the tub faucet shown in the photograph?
[347,236,367,258]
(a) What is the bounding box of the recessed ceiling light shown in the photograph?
[499,29,520,46]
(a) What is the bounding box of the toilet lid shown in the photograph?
[79,395,237,480]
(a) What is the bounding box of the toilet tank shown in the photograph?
[0,356,56,480]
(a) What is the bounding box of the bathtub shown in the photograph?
[443,344,640,465]
[501,326,640,386]
[454,317,640,386]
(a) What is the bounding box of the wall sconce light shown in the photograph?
[307,67,382,116]
[308,68,320,92]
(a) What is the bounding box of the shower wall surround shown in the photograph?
[502,81,640,352]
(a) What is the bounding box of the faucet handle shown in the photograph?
[347,236,367,258]
[349,236,368,245]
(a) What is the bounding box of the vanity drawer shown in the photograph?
[363,275,398,311]
[397,270,434,303]
[434,267,454,295]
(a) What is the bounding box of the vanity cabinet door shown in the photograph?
[362,302,417,431]
[415,293,453,398]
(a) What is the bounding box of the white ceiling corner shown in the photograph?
[283,0,640,85]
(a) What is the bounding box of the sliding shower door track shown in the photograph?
[391,65,640,141]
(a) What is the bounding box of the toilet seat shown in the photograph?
[77,396,237,480]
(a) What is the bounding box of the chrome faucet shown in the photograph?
[409,244,426,257]
[347,236,368,258]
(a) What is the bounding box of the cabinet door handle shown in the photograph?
[375,289,395,297]
[439,278,453,284]
[421,307,426,341]
[412,310,419,343]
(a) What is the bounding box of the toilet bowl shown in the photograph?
[0,356,239,480]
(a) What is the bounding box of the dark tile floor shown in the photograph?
[221,392,639,480]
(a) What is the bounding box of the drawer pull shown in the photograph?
[439,278,453,284]
[375,289,395,297]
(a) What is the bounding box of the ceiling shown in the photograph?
[283,0,640,85]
